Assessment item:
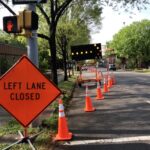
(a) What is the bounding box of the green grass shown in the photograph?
[0,76,77,149]
[0,120,22,136]
[0,129,54,150]
[134,69,150,73]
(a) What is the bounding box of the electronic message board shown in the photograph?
[71,43,102,61]
[0,55,61,127]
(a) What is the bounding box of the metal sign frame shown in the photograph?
[12,0,47,4]
[71,43,102,61]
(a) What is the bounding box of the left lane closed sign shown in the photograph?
[0,55,61,127]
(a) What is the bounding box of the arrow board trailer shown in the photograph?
[71,43,102,61]
[77,66,102,87]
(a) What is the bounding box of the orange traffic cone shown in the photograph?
[103,76,109,93]
[55,99,72,141]
[84,85,96,112]
[111,73,116,85]
[111,76,113,86]
[96,80,104,100]
[96,71,101,81]
[107,74,112,88]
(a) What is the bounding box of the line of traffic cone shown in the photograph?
[96,71,102,81]
[96,80,104,100]
[107,74,112,88]
[111,73,116,85]
[103,76,109,93]
[55,99,72,141]
[84,85,96,112]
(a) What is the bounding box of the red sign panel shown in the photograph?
[0,56,61,127]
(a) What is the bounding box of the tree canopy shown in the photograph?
[0,0,150,82]
[110,19,150,68]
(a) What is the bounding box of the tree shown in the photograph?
[56,14,91,81]
[39,50,49,72]
[1,0,149,84]
[0,30,26,48]
[36,0,72,85]
[110,19,150,68]
[37,0,104,85]
[0,56,11,75]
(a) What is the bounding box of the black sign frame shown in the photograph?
[71,43,102,61]
[12,0,47,4]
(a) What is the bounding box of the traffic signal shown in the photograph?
[3,16,21,33]
[19,10,39,30]
[3,10,39,34]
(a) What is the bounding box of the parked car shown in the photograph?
[109,64,116,71]
[81,66,87,71]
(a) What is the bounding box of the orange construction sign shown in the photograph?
[0,55,61,127]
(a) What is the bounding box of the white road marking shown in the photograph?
[146,100,150,104]
[64,136,150,145]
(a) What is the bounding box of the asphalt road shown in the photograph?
[54,70,150,150]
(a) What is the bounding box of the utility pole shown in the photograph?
[26,4,39,127]
[26,4,39,67]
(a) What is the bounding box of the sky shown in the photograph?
[91,5,150,45]
[0,2,150,46]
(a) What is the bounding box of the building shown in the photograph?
[0,43,27,75]
[105,48,116,64]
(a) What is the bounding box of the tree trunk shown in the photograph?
[63,59,68,81]
[62,49,68,81]
[49,26,58,85]
[62,40,68,81]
